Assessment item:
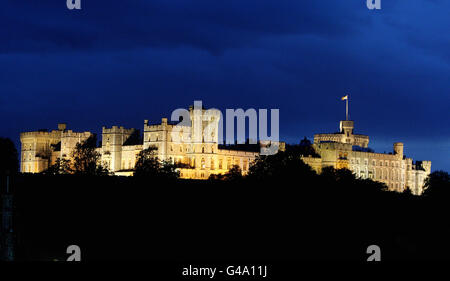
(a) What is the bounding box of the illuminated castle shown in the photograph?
[20,106,277,179]
[302,119,431,195]
[19,102,431,193]
[99,106,266,179]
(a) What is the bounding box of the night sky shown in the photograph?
[1,1,449,170]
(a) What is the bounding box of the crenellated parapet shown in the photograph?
[20,123,93,173]
[305,118,431,195]
[314,120,369,148]
[19,105,284,179]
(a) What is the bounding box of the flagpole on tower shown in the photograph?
[346,96,348,120]
[341,94,349,120]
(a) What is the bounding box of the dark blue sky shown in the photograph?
[1,0,449,170]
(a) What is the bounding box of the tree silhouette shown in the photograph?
[321,166,354,182]
[159,159,180,180]
[224,165,243,181]
[0,137,18,176]
[208,173,225,181]
[296,137,320,157]
[71,135,108,175]
[247,145,316,181]
[43,158,72,175]
[134,146,160,177]
[134,146,179,179]
[423,171,450,197]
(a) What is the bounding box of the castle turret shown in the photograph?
[393,142,404,158]
[339,120,354,136]
[315,119,369,148]
[58,123,67,131]
[102,126,136,172]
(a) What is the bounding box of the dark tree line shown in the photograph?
[134,146,179,180]
[1,136,450,261]
[44,135,109,176]
[0,136,448,196]
[0,138,18,176]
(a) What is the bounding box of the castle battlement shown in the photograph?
[304,118,431,195]
[102,126,136,135]
[218,149,259,156]
[20,130,61,138]
[61,131,92,138]
[143,118,191,131]
[19,105,269,180]
[314,120,369,148]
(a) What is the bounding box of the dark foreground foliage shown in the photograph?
[0,137,18,176]
[1,139,449,261]
[1,167,449,261]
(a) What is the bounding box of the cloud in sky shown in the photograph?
[0,0,449,170]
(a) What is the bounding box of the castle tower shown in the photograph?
[102,126,136,172]
[143,118,170,161]
[393,142,404,158]
[160,118,168,159]
[58,123,67,131]
[189,106,220,144]
[340,120,354,136]
[60,130,92,159]
[188,105,221,170]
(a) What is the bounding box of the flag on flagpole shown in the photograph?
[341,95,348,101]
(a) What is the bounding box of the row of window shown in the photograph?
[147,132,216,143]
[196,157,249,171]
[352,167,405,182]
[350,158,404,169]
[116,155,250,172]
[169,145,215,154]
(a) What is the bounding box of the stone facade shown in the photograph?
[20,124,92,173]
[303,120,431,195]
[20,108,430,192]
[19,106,281,179]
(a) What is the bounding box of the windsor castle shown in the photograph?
[20,104,431,194]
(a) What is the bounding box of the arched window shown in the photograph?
[201,158,205,169]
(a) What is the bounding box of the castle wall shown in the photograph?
[305,120,431,195]
[101,126,136,172]
[20,125,62,173]
[138,109,259,179]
